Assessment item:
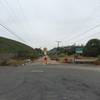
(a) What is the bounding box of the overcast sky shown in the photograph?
[0,0,100,49]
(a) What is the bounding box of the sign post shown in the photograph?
[43,48,48,64]
[74,47,83,63]
[75,48,83,54]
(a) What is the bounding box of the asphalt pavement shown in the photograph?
[0,64,100,100]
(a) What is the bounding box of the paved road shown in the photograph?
[32,56,60,65]
[0,64,100,100]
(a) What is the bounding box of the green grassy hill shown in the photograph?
[0,36,43,59]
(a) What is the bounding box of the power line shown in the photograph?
[3,0,20,22]
[0,0,25,39]
[74,32,100,44]
[84,5,100,21]
[62,5,100,43]
[0,0,33,47]
[0,22,34,48]
[17,0,34,34]
[0,23,26,43]
[64,24,100,44]
[17,0,27,21]
[0,0,18,26]
[1,0,32,34]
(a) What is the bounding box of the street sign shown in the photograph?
[75,48,83,54]
[43,48,47,56]
[43,48,47,52]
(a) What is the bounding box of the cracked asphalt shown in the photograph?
[0,64,100,100]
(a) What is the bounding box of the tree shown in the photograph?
[84,39,100,57]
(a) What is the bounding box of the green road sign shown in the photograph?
[75,48,83,54]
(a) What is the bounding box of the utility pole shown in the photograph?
[73,43,76,63]
[56,41,61,56]
[56,41,61,48]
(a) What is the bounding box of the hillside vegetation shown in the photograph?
[0,37,43,65]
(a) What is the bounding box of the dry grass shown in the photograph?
[1,59,25,66]
[93,57,100,65]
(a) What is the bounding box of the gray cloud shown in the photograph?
[0,0,100,49]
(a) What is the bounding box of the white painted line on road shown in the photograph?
[31,70,44,73]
